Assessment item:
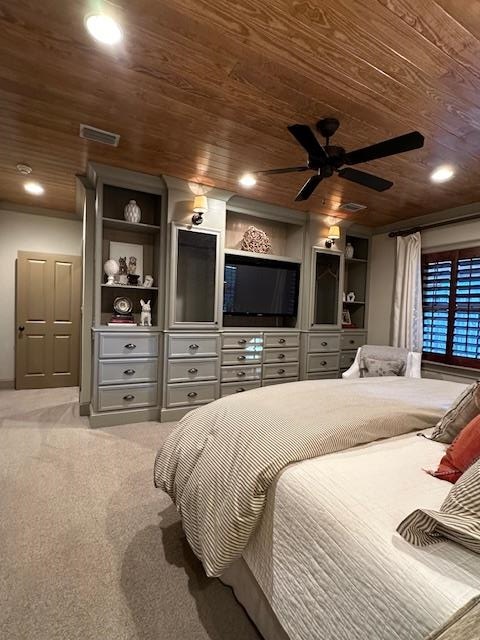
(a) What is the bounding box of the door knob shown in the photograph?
[18,326,25,332]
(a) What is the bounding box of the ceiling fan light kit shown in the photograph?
[253,118,425,202]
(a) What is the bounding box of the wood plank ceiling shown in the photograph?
[1,0,480,226]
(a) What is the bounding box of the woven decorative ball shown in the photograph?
[241,226,272,254]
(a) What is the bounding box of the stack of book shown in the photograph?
[107,313,136,326]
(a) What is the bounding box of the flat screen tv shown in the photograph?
[223,254,300,317]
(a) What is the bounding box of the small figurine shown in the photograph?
[140,299,152,326]
[128,256,137,274]
[143,275,154,288]
[346,291,356,302]
[118,256,128,284]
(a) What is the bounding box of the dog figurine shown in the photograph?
[140,299,151,326]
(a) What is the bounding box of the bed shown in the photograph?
[154,376,480,639]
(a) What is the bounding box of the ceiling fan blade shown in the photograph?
[344,131,424,165]
[294,174,323,201]
[259,166,309,175]
[338,167,393,192]
[288,124,328,163]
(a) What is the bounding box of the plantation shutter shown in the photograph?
[453,249,480,360]
[422,252,453,356]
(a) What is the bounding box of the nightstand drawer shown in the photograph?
[340,350,357,370]
[97,383,157,412]
[168,334,219,359]
[221,365,262,382]
[263,348,299,364]
[99,333,158,359]
[220,381,261,397]
[264,332,300,348]
[166,382,217,408]
[307,353,340,373]
[341,333,366,351]
[167,358,218,383]
[98,359,157,385]
[222,333,263,350]
[263,362,299,379]
[222,348,262,365]
[308,333,340,353]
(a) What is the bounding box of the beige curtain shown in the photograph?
[392,232,423,352]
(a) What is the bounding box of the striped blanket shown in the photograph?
[154,377,465,577]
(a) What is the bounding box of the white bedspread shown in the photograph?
[243,429,480,640]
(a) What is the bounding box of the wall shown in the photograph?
[366,233,396,344]
[0,209,82,385]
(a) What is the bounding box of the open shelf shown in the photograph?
[344,300,365,305]
[103,217,160,234]
[345,257,367,263]
[101,283,158,291]
[225,248,301,264]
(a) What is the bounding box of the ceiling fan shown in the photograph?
[254,118,424,201]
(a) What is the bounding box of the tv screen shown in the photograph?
[223,254,300,317]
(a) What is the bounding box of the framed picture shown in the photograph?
[110,241,143,282]
[342,309,351,325]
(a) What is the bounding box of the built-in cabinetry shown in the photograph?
[81,163,371,426]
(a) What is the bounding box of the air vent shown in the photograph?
[79,124,120,147]
[338,202,367,213]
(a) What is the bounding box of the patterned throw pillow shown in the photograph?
[397,459,480,555]
[427,414,480,483]
[430,382,480,444]
[360,356,405,378]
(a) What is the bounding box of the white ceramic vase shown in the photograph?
[345,242,354,259]
[124,200,141,223]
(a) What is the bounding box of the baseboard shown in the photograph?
[88,405,160,428]
[79,402,90,417]
[0,380,14,390]
[160,406,196,422]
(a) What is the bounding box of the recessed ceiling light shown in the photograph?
[85,14,123,45]
[24,181,45,196]
[239,173,257,187]
[430,165,455,183]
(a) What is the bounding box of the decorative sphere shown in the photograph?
[104,259,119,277]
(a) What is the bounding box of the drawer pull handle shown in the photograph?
[237,371,246,377]
[236,387,245,393]
[188,367,198,374]
[238,338,247,345]
[349,339,355,345]
[321,341,328,347]
[123,394,135,401]
[189,343,199,350]
[125,343,136,350]
[124,369,135,375]
[278,353,285,359]
[237,355,246,361]
[187,391,198,398]
[321,360,327,366]
[277,368,286,374]
[278,338,286,344]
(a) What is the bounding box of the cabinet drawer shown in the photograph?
[263,348,299,364]
[167,358,218,383]
[222,348,263,365]
[264,332,300,348]
[97,383,157,412]
[262,377,299,386]
[222,333,263,350]
[306,372,340,380]
[263,362,299,380]
[220,381,261,397]
[340,350,357,370]
[99,333,158,359]
[98,358,158,385]
[341,333,366,351]
[166,382,217,408]
[308,333,340,353]
[168,334,219,359]
[307,353,340,373]
[221,365,262,382]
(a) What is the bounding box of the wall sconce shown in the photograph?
[325,225,340,248]
[192,195,208,225]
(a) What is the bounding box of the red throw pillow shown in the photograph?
[428,413,480,483]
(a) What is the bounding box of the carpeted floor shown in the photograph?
[0,387,261,640]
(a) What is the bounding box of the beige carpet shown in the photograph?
[0,387,260,640]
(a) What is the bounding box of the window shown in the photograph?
[422,248,480,368]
